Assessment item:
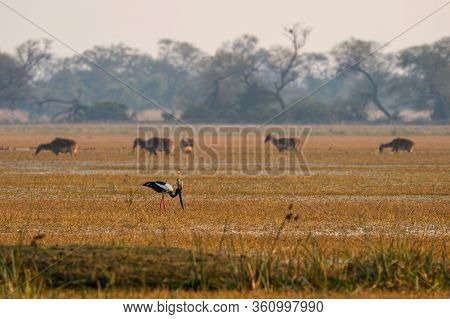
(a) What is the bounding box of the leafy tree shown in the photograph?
[332,39,394,119]
[0,39,52,109]
[86,100,131,122]
[227,34,267,87]
[6,34,448,124]
[237,84,278,122]
[288,97,334,123]
[71,44,154,108]
[181,49,237,122]
[156,39,205,107]
[398,37,450,121]
[50,100,131,122]
[333,95,372,122]
[0,52,30,107]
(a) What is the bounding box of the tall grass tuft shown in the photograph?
[0,246,45,298]
[0,234,447,296]
[203,218,449,293]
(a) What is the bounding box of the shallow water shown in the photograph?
[1,158,449,178]
[2,223,447,238]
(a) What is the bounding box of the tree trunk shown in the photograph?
[431,90,450,121]
[353,66,392,119]
[371,93,393,120]
[275,92,286,110]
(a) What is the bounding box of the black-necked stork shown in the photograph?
[142,172,184,211]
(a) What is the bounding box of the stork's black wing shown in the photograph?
[143,181,172,193]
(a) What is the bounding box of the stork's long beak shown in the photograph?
[179,191,184,210]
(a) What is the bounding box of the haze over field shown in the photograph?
[1,0,449,56]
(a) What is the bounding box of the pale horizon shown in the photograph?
[1,0,449,57]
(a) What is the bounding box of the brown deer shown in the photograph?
[35,138,79,156]
[180,138,194,154]
[132,137,174,155]
[264,134,301,152]
[379,138,415,153]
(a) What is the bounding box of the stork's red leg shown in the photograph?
[159,195,164,209]
[162,195,167,211]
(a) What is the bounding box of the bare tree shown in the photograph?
[35,94,89,122]
[265,23,311,110]
[16,39,52,80]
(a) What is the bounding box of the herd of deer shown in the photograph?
[33,135,415,157]
[32,135,415,211]
[33,137,194,157]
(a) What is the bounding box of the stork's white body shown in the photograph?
[154,182,173,193]
[142,177,184,211]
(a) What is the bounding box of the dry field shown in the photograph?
[0,124,449,298]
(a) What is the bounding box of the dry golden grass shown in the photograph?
[0,124,449,298]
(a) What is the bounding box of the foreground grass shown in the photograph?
[1,234,448,298]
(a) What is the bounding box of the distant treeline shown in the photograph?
[1,24,449,123]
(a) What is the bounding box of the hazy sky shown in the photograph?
[1,0,449,57]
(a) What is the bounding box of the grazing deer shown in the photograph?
[35,138,78,156]
[379,138,415,153]
[264,134,301,152]
[180,138,194,154]
[132,137,174,155]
